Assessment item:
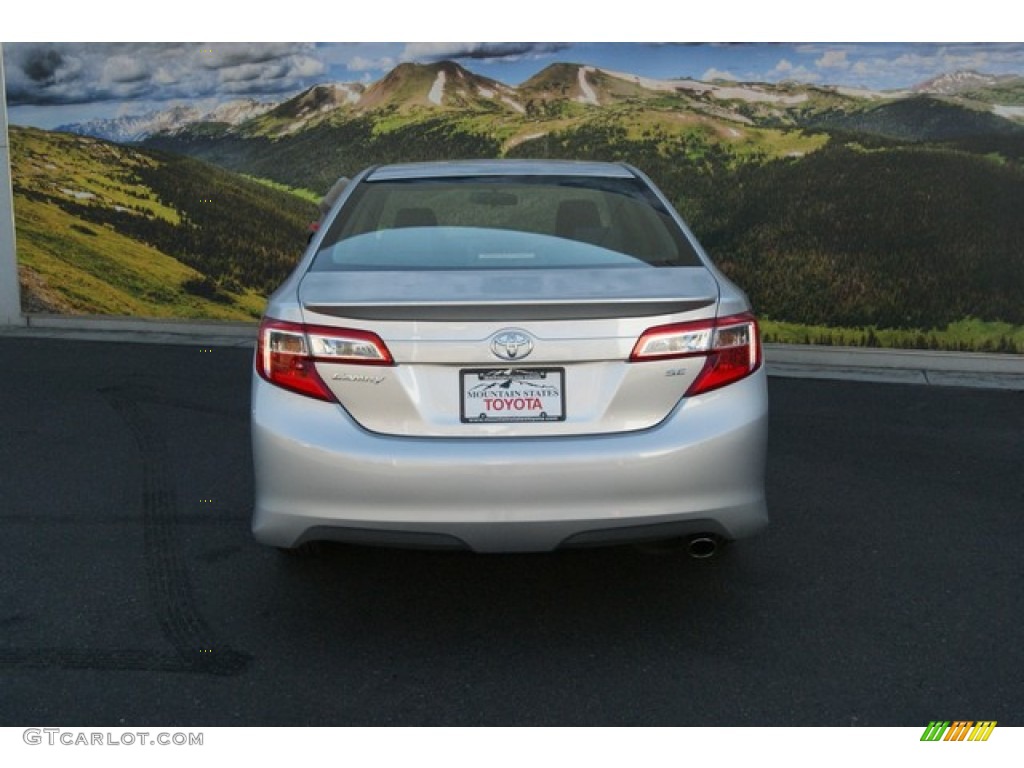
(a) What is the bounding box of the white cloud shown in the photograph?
[347,55,396,72]
[151,66,179,86]
[4,42,327,106]
[799,42,1024,89]
[198,43,314,70]
[399,42,569,63]
[702,67,737,81]
[770,59,821,84]
[100,55,150,84]
[816,50,850,70]
[290,56,328,78]
[401,43,468,61]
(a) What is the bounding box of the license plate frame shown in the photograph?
[460,368,566,423]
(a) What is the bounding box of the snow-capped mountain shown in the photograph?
[202,98,278,125]
[911,70,1005,94]
[257,83,363,124]
[58,105,202,142]
[56,64,1024,145]
[356,61,521,113]
[57,99,278,142]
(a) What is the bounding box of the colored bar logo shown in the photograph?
[920,721,997,741]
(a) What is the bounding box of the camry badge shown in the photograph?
[490,330,534,361]
[331,373,386,385]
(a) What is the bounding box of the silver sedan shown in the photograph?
[252,160,768,555]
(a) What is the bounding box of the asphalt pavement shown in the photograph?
[0,335,1022,725]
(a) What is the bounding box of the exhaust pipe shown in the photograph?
[686,535,719,559]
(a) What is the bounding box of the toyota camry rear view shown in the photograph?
[251,160,768,555]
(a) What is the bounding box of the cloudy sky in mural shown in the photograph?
[6,42,1024,128]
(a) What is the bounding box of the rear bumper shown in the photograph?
[251,369,769,553]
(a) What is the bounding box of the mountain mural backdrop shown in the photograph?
[5,44,1024,351]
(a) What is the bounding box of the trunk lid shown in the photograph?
[299,267,720,437]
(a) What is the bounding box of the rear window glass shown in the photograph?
[310,175,702,271]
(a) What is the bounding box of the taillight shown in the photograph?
[630,312,761,396]
[256,318,394,401]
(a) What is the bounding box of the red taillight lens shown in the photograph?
[256,318,394,401]
[630,312,761,396]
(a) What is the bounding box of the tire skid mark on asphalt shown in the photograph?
[101,386,250,675]
[0,386,250,676]
[115,389,248,421]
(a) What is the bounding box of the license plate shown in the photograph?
[460,368,566,423]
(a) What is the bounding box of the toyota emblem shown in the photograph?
[490,330,534,361]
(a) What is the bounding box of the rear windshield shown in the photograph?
[310,175,702,271]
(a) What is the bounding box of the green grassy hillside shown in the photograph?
[146,114,504,195]
[805,96,1024,142]
[147,97,825,196]
[10,126,315,318]
[960,77,1024,106]
[703,143,1024,330]
[139,96,1024,352]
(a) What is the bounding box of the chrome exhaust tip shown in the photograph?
[686,535,719,559]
